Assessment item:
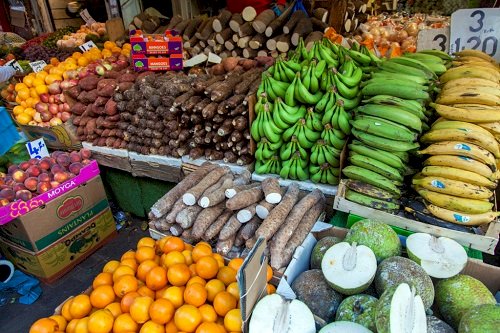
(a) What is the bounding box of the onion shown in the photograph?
[63,103,70,112]
[406,23,418,36]
[48,95,55,104]
[60,80,77,90]
[56,112,62,118]
[49,118,63,126]
[61,112,71,122]
[58,104,65,113]
[39,93,50,103]
[33,112,42,123]
[48,81,61,95]
[397,30,409,41]
[35,102,49,113]
[48,104,59,115]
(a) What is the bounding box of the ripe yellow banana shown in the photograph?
[413,176,493,199]
[416,188,494,214]
[454,49,497,63]
[494,170,500,180]
[417,140,496,170]
[439,66,500,83]
[421,128,500,158]
[478,122,500,135]
[421,165,496,188]
[423,155,494,179]
[431,103,500,123]
[441,86,500,98]
[425,203,500,226]
[442,77,500,90]
[431,120,494,137]
[452,61,500,72]
[436,91,500,106]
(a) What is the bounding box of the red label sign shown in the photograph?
[57,196,84,219]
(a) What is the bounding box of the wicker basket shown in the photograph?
[0,32,25,48]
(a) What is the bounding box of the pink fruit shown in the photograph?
[28,158,38,165]
[0,188,15,201]
[16,190,32,201]
[37,182,51,194]
[11,170,27,183]
[56,154,71,167]
[80,148,92,159]
[69,151,81,163]
[0,198,10,206]
[13,183,27,192]
[50,181,60,189]
[51,164,65,174]
[24,177,38,191]
[26,165,41,177]
[38,158,51,170]
[16,163,28,172]
[68,162,83,175]
[38,173,51,183]
[53,172,69,183]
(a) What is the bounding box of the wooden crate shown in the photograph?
[129,152,183,183]
[333,180,500,255]
[82,142,133,172]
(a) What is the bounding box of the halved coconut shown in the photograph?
[249,294,315,333]
[321,242,377,295]
[406,233,467,279]
[319,321,374,333]
[375,283,427,333]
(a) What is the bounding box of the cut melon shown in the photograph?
[375,283,427,333]
[319,321,374,333]
[321,242,377,295]
[406,233,467,279]
[249,294,315,333]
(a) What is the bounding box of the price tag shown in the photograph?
[80,9,96,26]
[417,27,450,53]
[28,60,47,73]
[26,138,49,159]
[6,59,23,72]
[450,8,500,61]
[79,40,98,52]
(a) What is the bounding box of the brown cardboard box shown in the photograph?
[0,207,116,282]
[0,176,109,252]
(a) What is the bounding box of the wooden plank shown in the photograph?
[82,143,132,172]
[48,0,70,10]
[129,152,182,183]
[328,0,347,32]
[106,18,125,42]
[51,8,71,20]
[54,18,83,29]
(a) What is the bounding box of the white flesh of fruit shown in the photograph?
[390,284,427,333]
[321,242,377,294]
[249,294,316,333]
[406,233,467,279]
[319,321,374,333]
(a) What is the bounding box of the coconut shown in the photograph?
[291,269,344,322]
[335,294,378,331]
[375,283,427,333]
[249,294,315,333]
[435,275,496,329]
[458,304,500,333]
[319,321,374,333]
[344,219,401,262]
[322,242,377,295]
[406,233,467,279]
[310,236,343,269]
[375,256,435,309]
[427,316,456,333]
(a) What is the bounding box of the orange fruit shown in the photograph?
[66,319,79,333]
[135,246,156,263]
[49,315,67,332]
[29,318,59,333]
[182,250,194,265]
[149,298,175,325]
[199,304,217,323]
[216,267,236,286]
[77,57,89,67]
[146,266,168,291]
[104,302,122,318]
[103,260,120,274]
[35,84,48,95]
[224,309,242,332]
[192,244,212,262]
[104,41,116,50]
[137,259,159,282]
[120,292,140,313]
[90,285,115,309]
[162,251,186,268]
[120,258,138,272]
[195,257,219,280]
[156,237,169,252]
[175,304,202,332]
[88,309,114,333]
[112,313,138,333]
[121,251,135,261]
[212,254,225,268]
[205,279,225,302]
[189,264,198,277]
[195,322,222,333]
[226,282,239,300]
[130,296,154,324]
[168,263,191,286]
[61,298,74,321]
[266,265,273,282]
[227,259,243,273]
[69,294,92,319]
[266,283,276,295]
[187,276,206,287]
[17,88,30,100]
[213,292,237,317]
[113,275,138,298]
[137,237,156,248]
[184,283,207,307]
[93,272,113,289]
[138,285,156,298]
[15,113,32,125]
[74,316,89,333]
[163,237,185,253]
[113,265,135,283]
[140,320,165,333]
[161,286,184,308]
[165,320,178,333]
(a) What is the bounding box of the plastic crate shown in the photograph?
[0,107,20,156]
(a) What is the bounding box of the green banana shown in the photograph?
[418,49,452,61]
[334,73,360,99]
[342,165,401,196]
[316,87,334,113]
[347,49,372,66]
[361,82,430,100]
[302,65,312,90]
[335,66,363,88]
[361,95,427,120]
[350,116,418,142]
[356,104,423,132]
[277,99,306,125]
[255,159,272,174]
[305,107,323,131]
[348,153,404,181]
[348,142,405,170]
[314,59,327,78]
[336,92,362,111]
[379,61,434,80]
[266,75,289,100]
[345,179,398,200]
[285,74,298,106]
[282,120,301,142]
[370,71,429,85]
[336,100,351,136]
[361,77,429,92]
[351,128,420,152]
[280,62,298,82]
[345,189,400,212]
[388,57,437,79]
[321,124,346,150]
[295,73,324,104]
[403,52,444,64]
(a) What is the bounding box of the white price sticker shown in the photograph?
[417,27,450,53]
[80,9,96,26]
[79,40,98,52]
[450,8,500,61]
[7,59,23,72]
[29,60,47,73]
[26,138,49,159]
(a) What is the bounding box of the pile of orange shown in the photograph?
[29,236,275,333]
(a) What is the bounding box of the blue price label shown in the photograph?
[26,138,49,159]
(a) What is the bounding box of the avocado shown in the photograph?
[458,304,500,333]
[310,236,342,269]
[335,294,378,331]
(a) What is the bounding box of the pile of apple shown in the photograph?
[0,148,92,206]
[34,80,76,126]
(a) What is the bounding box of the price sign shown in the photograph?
[6,59,23,72]
[80,9,96,26]
[28,60,47,73]
[450,8,500,61]
[79,40,98,52]
[26,138,49,159]
[417,27,450,53]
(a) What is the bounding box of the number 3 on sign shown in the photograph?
[450,8,500,61]
[26,138,50,159]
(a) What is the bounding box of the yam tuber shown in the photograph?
[262,177,282,204]
[240,216,261,240]
[199,177,234,208]
[255,200,275,219]
[226,185,263,210]
[203,210,233,241]
[219,215,241,241]
[182,167,230,206]
[225,182,258,199]
[216,234,235,255]
[236,203,257,223]
[176,205,203,229]
[191,202,226,240]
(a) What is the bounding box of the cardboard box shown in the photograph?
[131,53,183,71]
[0,161,106,252]
[0,207,116,282]
[17,118,81,150]
[130,29,183,55]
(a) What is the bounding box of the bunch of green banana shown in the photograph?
[310,139,341,166]
[280,151,309,181]
[280,135,307,161]
[255,155,281,175]
[255,137,282,161]
[272,97,306,130]
[321,124,346,150]
[310,163,340,185]
[282,118,320,149]
[250,99,282,144]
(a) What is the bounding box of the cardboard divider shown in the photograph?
[16,118,82,150]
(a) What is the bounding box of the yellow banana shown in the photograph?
[494,170,500,180]
[417,140,496,171]
[421,128,500,158]
[439,66,500,83]
[442,77,500,90]
[421,165,497,188]
[425,203,500,226]
[416,188,494,214]
[454,49,497,63]
[423,155,494,180]
[478,122,500,135]
[455,55,497,63]
[441,86,500,98]
[452,61,500,72]
[436,91,500,106]
[413,176,493,199]
[431,103,500,123]
[431,120,494,137]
